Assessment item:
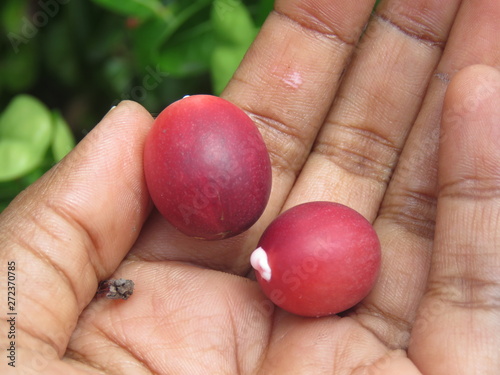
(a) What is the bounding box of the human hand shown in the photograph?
[2,0,500,374]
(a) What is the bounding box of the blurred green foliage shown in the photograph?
[0,0,274,211]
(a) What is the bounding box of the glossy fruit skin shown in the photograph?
[253,201,381,317]
[143,95,272,240]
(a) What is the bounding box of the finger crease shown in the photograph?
[440,177,500,201]
[65,347,109,374]
[428,275,500,311]
[225,300,243,375]
[90,324,159,375]
[314,122,399,183]
[373,12,445,48]
[249,111,310,176]
[20,293,71,354]
[6,224,80,309]
[272,9,356,46]
[44,199,105,280]
[354,303,413,350]
[379,189,437,240]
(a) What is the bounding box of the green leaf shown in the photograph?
[42,16,79,87]
[158,22,215,77]
[0,42,38,92]
[1,0,29,34]
[256,0,274,26]
[210,44,248,95]
[132,0,212,67]
[0,165,46,199]
[103,57,133,95]
[211,0,256,45]
[0,95,53,153]
[91,0,163,19]
[209,0,257,93]
[0,140,42,181]
[0,95,53,181]
[0,180,24,200]
[21,165,48,185]
[51,111,75,162]
[131,17,173,67]
[0,201,10,213]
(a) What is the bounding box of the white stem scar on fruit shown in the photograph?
[250,247,272,281]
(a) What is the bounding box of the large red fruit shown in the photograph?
[251,201,381,317]
[144,95,272,240]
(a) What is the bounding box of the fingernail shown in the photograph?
[101,104,120,121]
[105,105,117,117]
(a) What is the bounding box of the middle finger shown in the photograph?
[284,0,460,221]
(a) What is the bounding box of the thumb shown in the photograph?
[0,101,153,362]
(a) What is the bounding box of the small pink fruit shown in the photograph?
[251,201,381,317]
[144,95,272,240]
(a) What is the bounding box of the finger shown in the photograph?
[226,0,376,194]
[130,0,378,273]
[354,0,500,350]
[0,101,153,358]
[408,65,500,374]
[244,0,462,369]
[283,0,461,218]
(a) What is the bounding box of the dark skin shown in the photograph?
[1,0,500,373]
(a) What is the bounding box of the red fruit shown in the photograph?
[251,201,381,317]
[143,95,272,240]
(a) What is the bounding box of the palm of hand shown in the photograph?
[2,1,500,374]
